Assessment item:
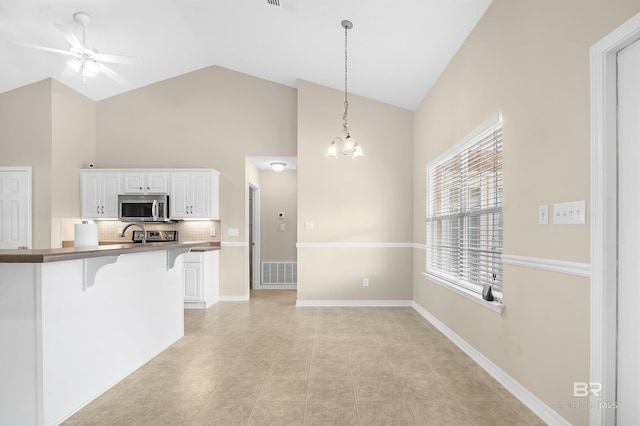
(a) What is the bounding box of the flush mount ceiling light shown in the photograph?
[325,20,363,159]
[270,162,286,172]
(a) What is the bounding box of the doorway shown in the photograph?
[249,183,260,290]
[591,12,640,426]
[0,167,32,249]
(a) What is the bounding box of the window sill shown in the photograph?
[422,272,504,314]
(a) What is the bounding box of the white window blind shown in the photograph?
[426,116,503,296]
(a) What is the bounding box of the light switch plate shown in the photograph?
[539,204,549,225]
[304,222,314,231]
[553,201,586,225]
[227,228,239,236]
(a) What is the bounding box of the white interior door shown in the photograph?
[0,168,31,249]
[617,37,640,424]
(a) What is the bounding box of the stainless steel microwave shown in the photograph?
[118,194,170,222]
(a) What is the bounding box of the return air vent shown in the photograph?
[262,261,296,285]
[266,0,282,8]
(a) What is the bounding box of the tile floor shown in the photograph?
[64,290,545,425]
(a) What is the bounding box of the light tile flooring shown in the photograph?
[64,290,545,425]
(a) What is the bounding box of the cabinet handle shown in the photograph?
[97,206,100,214]
[139,186,143,190]
[101,206,104,214]
[147,186,150,190]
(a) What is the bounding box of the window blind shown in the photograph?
[426,118,503,295]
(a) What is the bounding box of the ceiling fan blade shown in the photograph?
[98,62,132,88]
[8,40,76,57]
[93,52,136,65]
[53,22,83,49]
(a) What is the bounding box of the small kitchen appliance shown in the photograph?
[118,194,170,222]
[131,230,178,243]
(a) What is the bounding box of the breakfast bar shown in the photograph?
[0,242,208,426]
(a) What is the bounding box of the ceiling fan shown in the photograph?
[12,12,134,83]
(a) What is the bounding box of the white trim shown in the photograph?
[248,182,261,290]
[218,295,250,302]
[590,11,640,426]
[411,301,570,426]
[422,272,504,314]
[296,242,414,249]
[296,299,412,307]
[501,254,591,277]
[411,243,427,250]
[221,241,249,247]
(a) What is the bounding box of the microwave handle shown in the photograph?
[152,200,158,220]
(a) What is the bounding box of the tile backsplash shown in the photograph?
[62,218,221,244]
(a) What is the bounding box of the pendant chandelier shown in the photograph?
[325,20,364,159]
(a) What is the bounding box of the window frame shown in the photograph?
[424,114,504,312]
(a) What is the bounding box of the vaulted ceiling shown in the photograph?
[0,0,492,110]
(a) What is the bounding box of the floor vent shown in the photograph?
[266,0,283,8]
[262,261,297,285]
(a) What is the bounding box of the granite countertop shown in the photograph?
[0,241,213,264]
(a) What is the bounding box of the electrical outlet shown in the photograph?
[210,228,216,237]
[228,228,239,236]
[363,278,369,287]
[280,224,285,231]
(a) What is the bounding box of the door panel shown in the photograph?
[617,37,640,424]
[0,170,29,249]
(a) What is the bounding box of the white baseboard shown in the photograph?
[411,301,570,426]
[296,299,412,307]
[218,295,250,302]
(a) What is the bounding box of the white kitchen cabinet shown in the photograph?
[80,171,121,219]
[170,171,219,219]
[122,172,168,194]
[183,250,219,309]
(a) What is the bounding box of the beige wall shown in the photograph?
[0,79,96,249]
[51,80,96,247]
[96,66,297,297]
[412,1,640,424]
[259,170,297,262]
[0,80,53,248]
[297,80,414,301]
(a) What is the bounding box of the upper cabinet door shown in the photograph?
[168,171,218,220]
[122,172,168,194]
[122,173,146,194]
[80,171,121,219]
[145,172,169,194]
[81,173,102,218]
[101,173,121,218]
[189,172,211,218]
[169,172,190,219]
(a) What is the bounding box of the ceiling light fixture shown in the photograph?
[270,162,286,172]
[325,20,363,159]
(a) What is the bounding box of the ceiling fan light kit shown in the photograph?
[12,11,134,83]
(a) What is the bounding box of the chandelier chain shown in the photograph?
[343,22,349,129]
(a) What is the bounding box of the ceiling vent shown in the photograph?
[266,0,282,8]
